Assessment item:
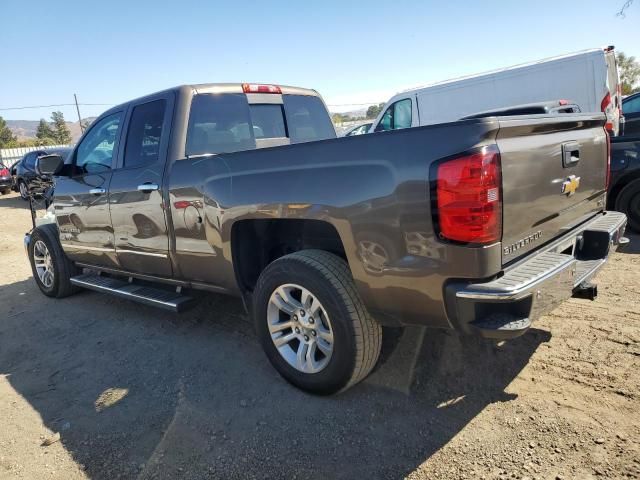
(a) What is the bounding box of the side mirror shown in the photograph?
[36,154,64,176]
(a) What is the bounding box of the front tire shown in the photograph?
[254,250,382,394]
[28,224,80,298]
[615,180,640,233]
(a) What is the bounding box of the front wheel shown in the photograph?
[253,250,382,394]
[28,224,80,298]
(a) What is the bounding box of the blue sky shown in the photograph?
[1,0,639,121]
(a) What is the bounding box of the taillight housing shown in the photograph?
[605,129,611,190]
[0,168,9,177]
[435,145,502,244]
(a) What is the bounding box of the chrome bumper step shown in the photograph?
[70,273,196,312]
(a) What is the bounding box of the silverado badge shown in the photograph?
[561,175,581,196]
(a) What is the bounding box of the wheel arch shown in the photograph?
[230,218,349,295]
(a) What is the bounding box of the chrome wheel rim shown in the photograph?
[19,182,28,198]
[33,240,54,288]
[267,283,334,374]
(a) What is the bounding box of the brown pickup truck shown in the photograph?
[27,83,628,394]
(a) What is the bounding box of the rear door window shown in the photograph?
[123,99,166,168]
[282,95,336,143]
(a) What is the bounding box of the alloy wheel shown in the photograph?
[33,240,54,288]
[267,283,334,373]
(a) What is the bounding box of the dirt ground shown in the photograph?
[0,191,639,480]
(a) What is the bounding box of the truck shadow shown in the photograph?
[0,278,549,479]
[619,231,640,255]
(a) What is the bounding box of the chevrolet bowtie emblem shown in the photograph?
[561,175,581,196]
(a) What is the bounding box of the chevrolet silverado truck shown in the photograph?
[27,83,628,394]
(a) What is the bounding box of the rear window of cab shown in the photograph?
[186,93,335,156]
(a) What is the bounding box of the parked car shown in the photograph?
[27,82,627,395]
[14,147,72,200]
[622,92,640,137]
[371,46,622,135]
[0,162,12,194]
[342,122,372,136]
[609,134,640,232]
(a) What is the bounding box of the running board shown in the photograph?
[70,273,196,312]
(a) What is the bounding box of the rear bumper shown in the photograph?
[446,211,628,339]
[0,178,12,188]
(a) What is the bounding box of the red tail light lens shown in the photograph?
[605,129,611,190]
[242,83,282,94]
[0,168,9,176]
[436,145,502,244]
[600,92,611,112]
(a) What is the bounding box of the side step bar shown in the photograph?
[70,273,196,312]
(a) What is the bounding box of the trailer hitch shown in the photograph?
[573,282,598,301]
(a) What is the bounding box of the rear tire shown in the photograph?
[28,224,80,298]
[18,180,29,200]
[253,250,382,394]
[615,180,640,233]
[1,187,10,195]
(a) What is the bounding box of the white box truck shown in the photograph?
[371,46,622,135]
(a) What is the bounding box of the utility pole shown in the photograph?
[74,94,84,134]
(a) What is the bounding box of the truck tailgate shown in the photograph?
[497,114,608,264]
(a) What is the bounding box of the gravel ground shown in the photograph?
[0,191,639,480]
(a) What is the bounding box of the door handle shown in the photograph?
[137,183,159,193]
[562,142,580,167]
[89,188,106,195]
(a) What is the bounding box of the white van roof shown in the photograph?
[398,47,610,95]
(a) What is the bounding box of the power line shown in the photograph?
[326,102,383,106]
[0,103,113,111]
[2,101,381,111]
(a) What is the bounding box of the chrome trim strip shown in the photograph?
[61,243,115,252]
[116,248,168,258]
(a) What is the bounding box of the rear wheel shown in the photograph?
[18,180,29,200]
[28,224,80,298]
[615,180,640,232]
[254,250,382,394]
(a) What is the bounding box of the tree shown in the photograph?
[50,111,72,144]
[0,116,17,148]
[36,118,55,144]
[366,103,386,119]
[617,0,635,17]
[617,52,640,95]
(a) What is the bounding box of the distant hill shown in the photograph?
[6,118,96,143]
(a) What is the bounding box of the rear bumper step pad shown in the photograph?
[449,211,628,339]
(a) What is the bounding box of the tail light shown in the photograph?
[605,129,611,190]
[601,92,611,112]
[0,168,9,177]
[435,145,502,244]
[242,83,282,94]
[601,92,614,131]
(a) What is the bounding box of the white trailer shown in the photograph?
[371,46,622,135]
